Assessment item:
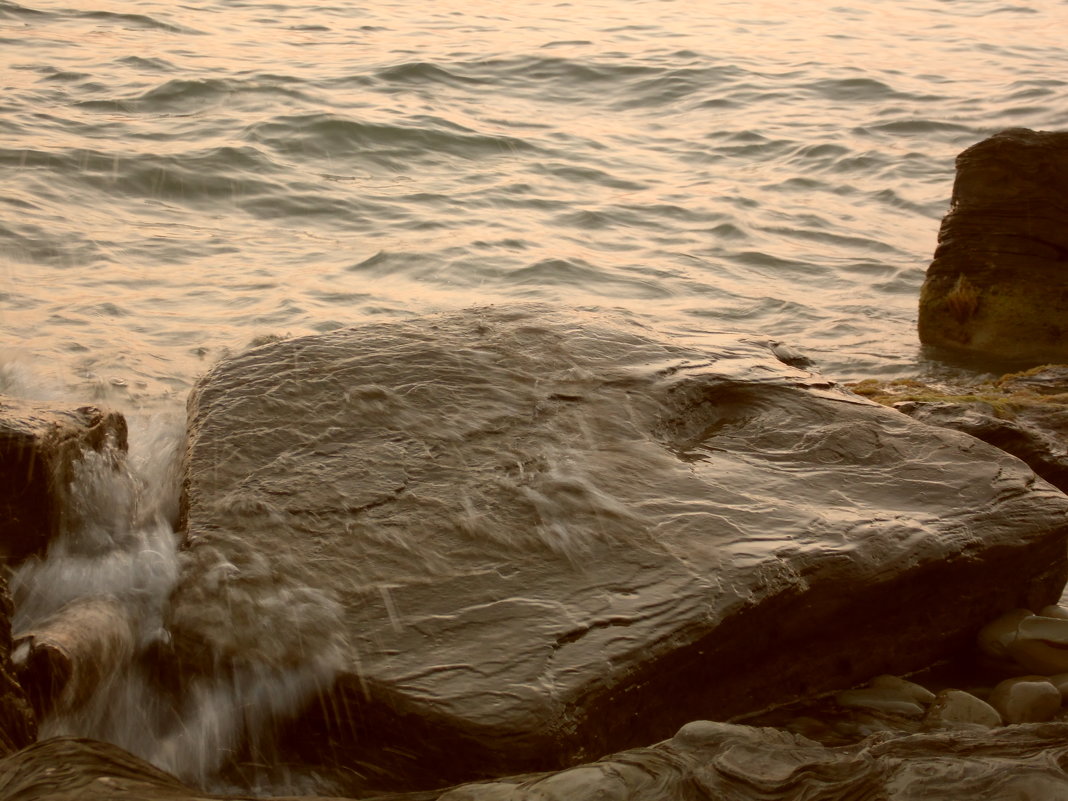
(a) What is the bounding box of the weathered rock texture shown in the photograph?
[0,396,128,563]
[173,306,1068,790]
[850,368,1068,495]
[13,597,136,719]
[918,127,1068,366]
[0,575,35,757]
[10,724,1068,801]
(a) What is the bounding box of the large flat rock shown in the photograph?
[172,306,1068,788]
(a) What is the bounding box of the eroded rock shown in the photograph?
[918,127,1068,366]
[172,306,1068,790]
[11,723,1068,801]
[0,396,128,562]
[12,596,136,719]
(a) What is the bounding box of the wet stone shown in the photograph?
[0,396,128,563]
[172,305,1068,791]
[918,127,1068,366]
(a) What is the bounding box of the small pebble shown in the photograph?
[869,674,935,705]
[1048,672,1068,700]
[923,689,1001,729]
[1039,604,1068,620]
[988,677,1062,724]
[977,609,1033,658]
[835,688,925,718]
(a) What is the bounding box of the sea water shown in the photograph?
[3,0,1068,791]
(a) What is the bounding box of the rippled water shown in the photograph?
[4,0,1068,408]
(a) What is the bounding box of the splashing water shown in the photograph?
[7,414,345,792]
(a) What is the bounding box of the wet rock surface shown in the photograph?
[918,127,1068,366]
[0,575,35,757]
[10,722,1068,801]
[850,367,1068,494]
[0,396,128,563]
[171,305,1068,791]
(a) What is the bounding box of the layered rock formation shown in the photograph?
[918,127,1068,366]
[8,721,1068,801]
[169,305,1068,791]
[0,396,128,562]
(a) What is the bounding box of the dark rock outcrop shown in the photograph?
[918,128,1068,366]
[172,306,1068,791]
[0,396,128,563]
[0,575,35,757]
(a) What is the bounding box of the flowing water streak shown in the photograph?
[7,414,344,790]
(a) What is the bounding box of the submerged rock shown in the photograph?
[0,396,128,563]
[918,127,1068,366]
[172,305,1068,791]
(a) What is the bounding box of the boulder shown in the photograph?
[171,306,1068,790]
[0,575,35,757]
[0,396,128,563]
[918,128,1068,366]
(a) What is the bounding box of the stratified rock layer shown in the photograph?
[918,127,1068,366]
[173,306,1068,788]
[0,396,128,563]
[10,724,1068,801]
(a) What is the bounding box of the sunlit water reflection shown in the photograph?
[4,0,1068,409]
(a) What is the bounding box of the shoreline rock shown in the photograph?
[918,127,1068,367]
[0,396,128,563]
[171,305,1068,792]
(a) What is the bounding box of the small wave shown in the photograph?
[76,9,202,34]
[0,0,47,18]
[808,77,902,102]
[532,162,646,192]
[116,55,175,72]
[613,64,750,111]
[375,61,487,87]
[245,112,535,165]
[5,144,280,207]
[856,119,974,135]
[76,76,311,114]
[506,257,672,299]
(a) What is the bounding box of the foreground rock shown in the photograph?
[9,723,1068,801]
[0,396,128,562]
[918,127,1068,366]
[171,306,1068,791]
